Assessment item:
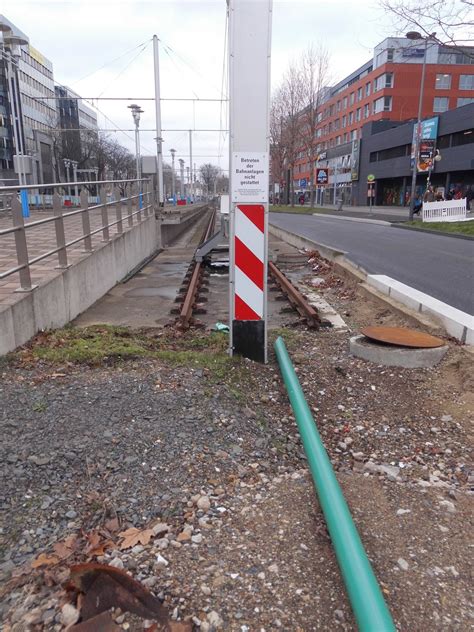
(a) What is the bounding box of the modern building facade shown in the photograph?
[0,15,58,186]
[287,36,474,203]
[352,103,474,206]
[55,85,98,182]
[0,15,99,188]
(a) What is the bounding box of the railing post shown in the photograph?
[53,193,69,269]
[127,183,134,227]
[143,180,149,218]
[137,181,142,223]
[100,185,110,242]
[80,189,93,252]
[11,196,34,291]
[114,186,123,234]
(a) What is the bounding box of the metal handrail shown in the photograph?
[0,179,155,291]
[0,191,151,237]
[0,177,151,193]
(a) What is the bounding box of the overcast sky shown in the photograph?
[5,0,400,174]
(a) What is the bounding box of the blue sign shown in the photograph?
[420,116,439,140]
[299,178,307,188]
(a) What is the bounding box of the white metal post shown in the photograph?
[229,0,273,363]
[153,35,164,207]
[189,130,193,203]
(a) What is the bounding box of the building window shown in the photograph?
[343,96,348,109]
[387,48,394,62]
[336,136,341,145]
[374,72,393,92]
[350,92,355,105]
[373,96,392,113]
[457,97,474,107]
[349,111,354,124]
[351,129,357,141]
[435,74,451,89]
[357,87,363,101]
[433,96,449,112]
[459,74,474,90]
[336,100,341,112]
[364,103,370,118]
[342,115,347,127]
[365,82,371,97]
[356,107,362,121]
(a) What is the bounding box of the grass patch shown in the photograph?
[404,220,474,236]
[17,325,231,370]
[270,204,328,215]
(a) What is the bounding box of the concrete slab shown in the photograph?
[349,334,449,368]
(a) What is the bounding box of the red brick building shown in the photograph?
[284,37,474,203]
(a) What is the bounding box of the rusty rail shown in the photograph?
[268,261,322,328]
[178,209,216,329]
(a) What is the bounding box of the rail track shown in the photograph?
[174,211,324,330]
[175,209,216,329]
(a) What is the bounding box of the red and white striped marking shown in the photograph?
[234,204,265,320]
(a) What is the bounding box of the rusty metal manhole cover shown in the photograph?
[361,326,445,348]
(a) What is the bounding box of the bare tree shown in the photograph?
[273,64,305,206]
[379,0,474,49]
[199,163,221,196]
[299,45,330,207]
[270,98,287,204]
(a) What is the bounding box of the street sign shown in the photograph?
[231,152,268,202]
[367,174,375,183]
[316,168,329,185]
[299,178,307,189]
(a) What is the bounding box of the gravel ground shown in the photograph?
[0,249,473,631]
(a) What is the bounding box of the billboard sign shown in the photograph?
[411,116,439,173]
[316,168,329,185]
[350,139,360,181]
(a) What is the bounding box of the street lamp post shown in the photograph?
[1,24,30,216]
[170,148,176,203]
[407,31,435,220]
[127,104,144,181]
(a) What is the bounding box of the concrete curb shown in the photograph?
[269,222,472,345]
[312,213,390,226]
[367,275,473,345]
[391,222,474,241]
[349,334,449,368]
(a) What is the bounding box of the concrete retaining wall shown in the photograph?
[0,215,160,356]
[160,205,209,246]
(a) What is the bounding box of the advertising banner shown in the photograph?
[411,116,439,173]
[350,139,360,181]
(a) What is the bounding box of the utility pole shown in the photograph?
[186,166,190,199]
[170,148,176,203]
[179,158,185,199]
[153,35,164,207]
[189,130,193,203]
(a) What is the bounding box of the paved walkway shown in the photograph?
[0,204,144,309]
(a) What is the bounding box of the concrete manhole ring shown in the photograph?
[349,334,449,368]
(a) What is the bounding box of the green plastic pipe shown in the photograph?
[274,336,396,632]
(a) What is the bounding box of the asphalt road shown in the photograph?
[270,213,474,315]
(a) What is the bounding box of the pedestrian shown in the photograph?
[435,189,444,202]
[423,185,435,203]
[466,186,474,211]
[299,193,305,206]
[413,195,422,216]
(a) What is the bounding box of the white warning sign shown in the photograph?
[231,152,269,203]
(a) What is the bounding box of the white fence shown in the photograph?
[422,198,467,223]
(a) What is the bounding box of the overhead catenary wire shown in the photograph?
[66,38,153,87]
[96,40,151,99]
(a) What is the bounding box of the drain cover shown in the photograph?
[361,326,445,348]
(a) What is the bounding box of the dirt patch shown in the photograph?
[0,249,472,631]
